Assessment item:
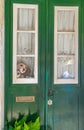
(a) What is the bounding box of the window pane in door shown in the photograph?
[17,8,35,30]
[54,6,78,84]
[57,57,75,79]
[17,57,35,78]
[13,4,38,84]
[57,10,75,32]
[57,34,75,55]
[17,33,35,55]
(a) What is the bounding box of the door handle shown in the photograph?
[48,88,55,97]
[48,89,55,105]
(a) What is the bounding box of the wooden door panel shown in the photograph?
[5,0,46,129]
[53,91,78,130]
[47,0,84,130]
[48,90,79,130]
[6,87,39,121]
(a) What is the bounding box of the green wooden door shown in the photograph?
[46,0,84,130]
[5,0,46,129]
[5,0,84,130]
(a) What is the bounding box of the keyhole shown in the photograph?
[48,88,55,97]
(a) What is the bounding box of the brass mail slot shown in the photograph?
[16,96,35,102]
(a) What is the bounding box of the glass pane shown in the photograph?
[57,34,75,55]
[57,57,75,79]
[17,8,35,30]
[17,57,35,78]
[57,10,75,32]
[17,33,35,55]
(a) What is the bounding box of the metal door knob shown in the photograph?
[48,88,55,97]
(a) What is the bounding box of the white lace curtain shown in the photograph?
[57,10,75,79]
[57,10,75,32]
[17,8,35,30]
[17,8,35,78]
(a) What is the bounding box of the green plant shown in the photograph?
[6,112,40,130]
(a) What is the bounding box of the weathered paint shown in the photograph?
[5,0,84,130]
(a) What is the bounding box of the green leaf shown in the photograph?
[27,117,40,130]
[32,117,40,130]
[14,121,18,127]
[7,112,40,130]
[24,122,30,130]
[26,112,39,123]
[27,121,32,128]
[18,115,27,124]
[8,125,14,130]
[14,124,22,130]
[14,116,27,127]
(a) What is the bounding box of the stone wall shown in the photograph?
[0,0,4,129]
